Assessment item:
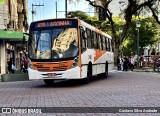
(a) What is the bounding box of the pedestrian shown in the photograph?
[123,55,128,71]
[20,56,24,72]
[8,58,15,73]
[120,57,123,70]
[140,55,144,68]
[117,56,121,70]
[130,56,135,71]
[128,56,131,69]
[22,54,28,73]
[157,56,160,68]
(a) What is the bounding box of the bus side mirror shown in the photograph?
[82,31,86,40]
[80,26,86,40]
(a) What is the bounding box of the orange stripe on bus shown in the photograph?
[94,50,106,62]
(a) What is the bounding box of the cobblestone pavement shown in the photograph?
[0,71,160,116]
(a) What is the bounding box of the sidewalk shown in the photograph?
[114,66,160,73]
[134,67,154,72]
[0,71,29,82]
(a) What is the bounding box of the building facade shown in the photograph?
[0,0,28,75]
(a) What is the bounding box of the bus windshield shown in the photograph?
[28,28,78,60]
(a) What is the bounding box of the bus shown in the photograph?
[27,18,114,85]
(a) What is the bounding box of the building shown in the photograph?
[0,0,28,75]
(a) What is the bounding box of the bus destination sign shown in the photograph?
[36,20,72,28]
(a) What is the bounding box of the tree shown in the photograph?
[123,17,158,56]
[69,0,160,61]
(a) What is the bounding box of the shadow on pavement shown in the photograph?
[37,75,111,88]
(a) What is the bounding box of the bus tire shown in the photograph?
[83,64,92,84]
[102,62,108,78]
[43,79,54,86]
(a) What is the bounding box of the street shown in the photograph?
[0,71,160,115]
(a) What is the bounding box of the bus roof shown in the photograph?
[31,18,77,23]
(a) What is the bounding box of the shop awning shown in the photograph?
[0,30,28,41]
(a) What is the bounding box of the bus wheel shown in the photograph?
[102,62,108,78]
[43,79,54,86]
[83,64,92,84]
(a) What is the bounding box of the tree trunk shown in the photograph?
[114,42,119,65]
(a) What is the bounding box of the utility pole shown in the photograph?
[56,0,67,18]
[65,0,67,18]
[55,1,57,18]
[32,3,44,21]
[137,28,140,56]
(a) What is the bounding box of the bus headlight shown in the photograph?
[72,57,78,68]
[28,58,34,69]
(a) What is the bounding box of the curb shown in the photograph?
[1,73,29,82]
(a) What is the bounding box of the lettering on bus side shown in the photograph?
[88,55,92,59]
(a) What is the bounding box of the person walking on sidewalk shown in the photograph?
[117,56,121,70]
[123,55,128,71]
[22,54,28,73]
[130,56,135,71]
[140,55,144,68]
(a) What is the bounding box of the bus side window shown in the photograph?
[80,27,86,52]
[102,36,106,50]
[93,31,97,49]
[86,28,92,48]
[105,37,108,51]
[98,34,102,50]
[100,35,103,50]
[96,33,99,49]
[91,31,94,48]
[110,40,112,52]
[108,38,110,51]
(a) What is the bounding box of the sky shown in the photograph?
[28,0,95,24]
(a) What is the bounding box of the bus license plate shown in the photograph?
[47,73,56,77]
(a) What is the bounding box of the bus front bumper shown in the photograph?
[28,66,81,80]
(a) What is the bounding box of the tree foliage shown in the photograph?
[123,17,159,56]
[68,11,101,28]
[69,0,160,59]
[68,11,159,56]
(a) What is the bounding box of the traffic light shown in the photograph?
[98,8,106,21]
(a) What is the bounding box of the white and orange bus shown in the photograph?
[27,18,114,85]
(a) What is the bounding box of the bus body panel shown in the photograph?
[79,19,114,78]
[81,48,114,78]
